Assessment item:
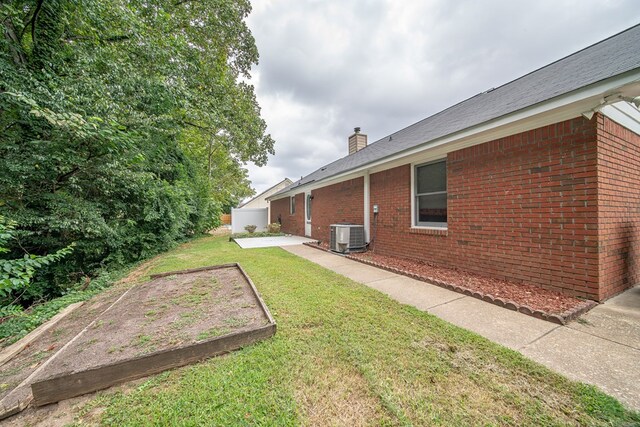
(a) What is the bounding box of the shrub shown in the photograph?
[267,223,281,233]
[0,216,74,317]
[244,225,257,234]
[230,231,284,240]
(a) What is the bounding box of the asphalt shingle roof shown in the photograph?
[274,24,640,198]
[237,178,292,208]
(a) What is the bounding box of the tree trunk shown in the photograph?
[2,17,27,66]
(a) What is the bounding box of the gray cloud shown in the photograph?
[245,0,639,193]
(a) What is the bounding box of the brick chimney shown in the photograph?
[348,127,367,155]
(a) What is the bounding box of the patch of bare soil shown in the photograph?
[0,287,127,403]
[209,226,231,237]
[0,258,157,405]
[350,251,587,315]
[294,356,392,426]
[37,267,270,381]
[117,255,162,286]
[1,265,272,422]
[1,377,149,427]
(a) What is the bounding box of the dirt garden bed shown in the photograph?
[304,242,595,324]
[0,264,275,419]
[0,286,131,419]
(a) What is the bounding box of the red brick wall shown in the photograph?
[270,179,364,241]
[271,193,305,236]
[597,114,640,300]
[310,178,364,241]
[370,117,601,300]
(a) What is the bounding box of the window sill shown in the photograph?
[409,226,448,236]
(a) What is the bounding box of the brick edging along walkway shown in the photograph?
[302,242,597,325]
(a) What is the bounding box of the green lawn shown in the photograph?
[70,235,638,426]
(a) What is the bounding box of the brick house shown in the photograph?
[269,25,640,302]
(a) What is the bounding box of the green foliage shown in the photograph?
[230,231,285,239]
[0,0,271,302]
[0,303,23,319]
[244,224,257,234]
[0,216,73,311]
[0,265,125,345]
[267,223,282,233]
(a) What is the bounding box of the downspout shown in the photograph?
[364,170,370,243]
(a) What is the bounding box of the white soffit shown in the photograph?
[600,101,640,134]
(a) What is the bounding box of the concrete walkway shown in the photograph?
[283,245,640,411]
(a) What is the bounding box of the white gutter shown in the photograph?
[269,71,640,201]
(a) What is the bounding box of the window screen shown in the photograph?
[415,161,447,226]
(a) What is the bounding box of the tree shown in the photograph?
[0,0,273,305]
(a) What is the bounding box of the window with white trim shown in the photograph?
[415,160,447,227]
[290,196,296,215]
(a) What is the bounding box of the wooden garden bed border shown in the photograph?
[30,263,276,406]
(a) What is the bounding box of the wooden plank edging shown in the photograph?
[0,285,137,420]
[149,263,239,279]
[31,324,276,406]
[0,389,31,421]
[236,263,276,326]
[30,263,276,407]
[0,302,84,367]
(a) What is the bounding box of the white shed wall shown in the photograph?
[231,208,268,234]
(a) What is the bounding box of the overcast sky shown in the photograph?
[244,1,640,194]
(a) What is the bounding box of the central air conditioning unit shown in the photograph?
[330,224,365,253]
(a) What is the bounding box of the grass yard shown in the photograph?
[66,235,638,426]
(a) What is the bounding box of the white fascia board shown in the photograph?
[269,171,367,200]
[270,71,640,201]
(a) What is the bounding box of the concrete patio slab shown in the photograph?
[234,235,317,249]
[364,275,463,310]
[427,296,559,351]
[521,326,640,410]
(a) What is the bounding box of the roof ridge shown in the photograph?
[272,23,640,199]
[366,22,640,147]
